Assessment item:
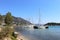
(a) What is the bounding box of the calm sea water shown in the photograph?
[15,26,60,40]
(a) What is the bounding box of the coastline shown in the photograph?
[17,33,29,40]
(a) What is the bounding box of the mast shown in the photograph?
[38,8,40,25]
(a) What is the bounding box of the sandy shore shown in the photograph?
[17,33,29,40]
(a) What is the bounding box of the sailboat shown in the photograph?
[33,8,48,29]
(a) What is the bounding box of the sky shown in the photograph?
[0,0,60,24]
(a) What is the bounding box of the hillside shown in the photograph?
[13,16,32,25]
[2,15,32,25]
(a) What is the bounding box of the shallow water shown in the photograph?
[15,26,60,40]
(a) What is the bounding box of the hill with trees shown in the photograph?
[44,22,60,26]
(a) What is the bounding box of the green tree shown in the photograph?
[5,12,13,25]
[0,14,3,25]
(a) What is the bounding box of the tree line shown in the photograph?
[44,22,60,26]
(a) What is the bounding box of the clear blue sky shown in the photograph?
[0,0,60,24]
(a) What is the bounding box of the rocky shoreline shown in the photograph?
[17,33,29,40]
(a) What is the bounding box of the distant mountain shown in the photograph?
[13,16,32,25]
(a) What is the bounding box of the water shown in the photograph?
[15,26,60,40]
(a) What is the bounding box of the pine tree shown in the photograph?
[5,12,13,25]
